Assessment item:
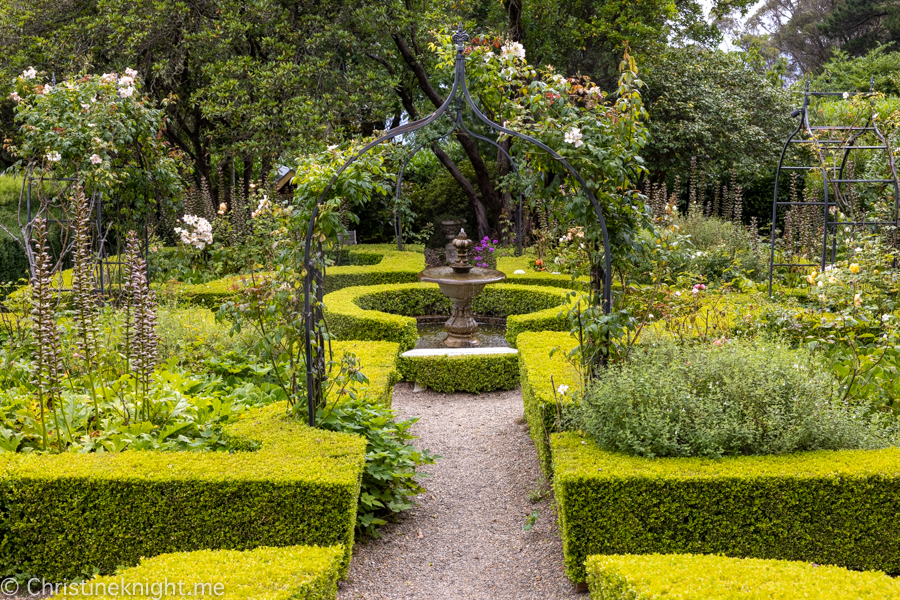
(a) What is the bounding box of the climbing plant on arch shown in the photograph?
[301,26,648,425]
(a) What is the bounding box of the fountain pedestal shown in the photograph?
[417,229,505,348]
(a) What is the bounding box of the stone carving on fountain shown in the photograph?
[417,229,506,347]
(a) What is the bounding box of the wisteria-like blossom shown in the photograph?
[118,86,135,98]
[22,67,37,80]
[46,152,62,162]
[564,127,584,148]
[89,154,103,165]
[175,214,214,250]
[251,196,271,218]
[501,42,525,61]
[8,92,21,103]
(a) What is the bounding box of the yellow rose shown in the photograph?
[849,263,860,274]
[854,292,862,307]
[806,270,817,285]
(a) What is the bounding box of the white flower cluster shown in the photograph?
[564,127,583,148]
[8,92,21,103]
[175,214,213,250]
[22,67,37,80]
[501,42,525,61]
[46,152,61,162]
[89,154,103,165]
[251,196,271,218]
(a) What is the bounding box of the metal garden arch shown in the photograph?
[302,26,613,425]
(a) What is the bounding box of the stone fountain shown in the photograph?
[417,229,506,347]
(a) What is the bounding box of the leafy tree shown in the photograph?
[814,45,900,95]
[819,0,900,57]
[641,46,795,185]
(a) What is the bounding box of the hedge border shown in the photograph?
[553,431,900,582]
[517,331,581,476]
[397,351,519,393]
[59,545,345,600]
[0,403,366,581]
[496,256,588,290]
[331,340,400,406]
[586,553,900,599]
[323,282,577,352]
[160,246,425,309]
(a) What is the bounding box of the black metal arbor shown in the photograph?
[301,26,614,425]
[767,76,900,294]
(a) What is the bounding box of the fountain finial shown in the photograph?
[450,229,474,273]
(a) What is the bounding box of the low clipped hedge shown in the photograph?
[0,403,366,581]
[59,545,345,600]
[397,351,519,393]
[586,553,900,600]
[323,282,576,351]
[496,255,588,290]
[159,246,425,309]
[517,331,581,476]
[553,432,900,583]
[331,340,400,406]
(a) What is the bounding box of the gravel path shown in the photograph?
[338,384,582,600]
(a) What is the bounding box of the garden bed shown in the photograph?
[553,431,900,582]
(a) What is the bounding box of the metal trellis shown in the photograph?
[767,76,900,295]
[302,26,614,425]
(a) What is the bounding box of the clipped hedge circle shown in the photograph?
[323,282,580,351]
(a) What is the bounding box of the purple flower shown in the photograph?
[493,240,498,244]
[474,256,482,260]
[489,248,494,252]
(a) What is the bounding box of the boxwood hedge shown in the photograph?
[0,403,366,581]
[517,331,581,476]
[59,545,345,600]
[586,553,900,599]
[496,256,588,290]
[397,350,519,393]
[553,432,900,582]
[331,340,400,406]
[323,283,577,351]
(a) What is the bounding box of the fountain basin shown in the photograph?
[417,266,506,347]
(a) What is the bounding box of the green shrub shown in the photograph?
[58,545,345,600]
[517,331,581,476]
[331,340,400,406]
[398,351,519,393]
[575,338,894,458]
[586,553,900,599]
[323,282,574,352]
[0,403,366,581]
[553,431,900,582]
[316,398,436,538]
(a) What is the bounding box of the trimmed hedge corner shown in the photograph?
[323,282,576,351]
[553,432,900,583]
[398,351,519,393]
[332,340,400,406]
[59,545,345,600]
[586,553,900,600]
[517,331,581,476]
[0,403,366,581]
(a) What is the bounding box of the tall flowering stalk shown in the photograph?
[124,231,158,421]
[30,218,64,451]
[70,188,101,427]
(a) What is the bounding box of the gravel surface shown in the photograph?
[338,384,583,600]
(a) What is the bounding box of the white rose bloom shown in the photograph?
[564,127,584,148]
[124,68,139,79]
[46,152,62,162]
[22,67,37,80]
[500,42,525,61]
[118,75,135,87]
[101,73,117,83]
[118,86,135,98]
[8,92,21,103]
[89,154,103,165]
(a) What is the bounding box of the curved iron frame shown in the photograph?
[302,26,613,425]
[767,76,900,295]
